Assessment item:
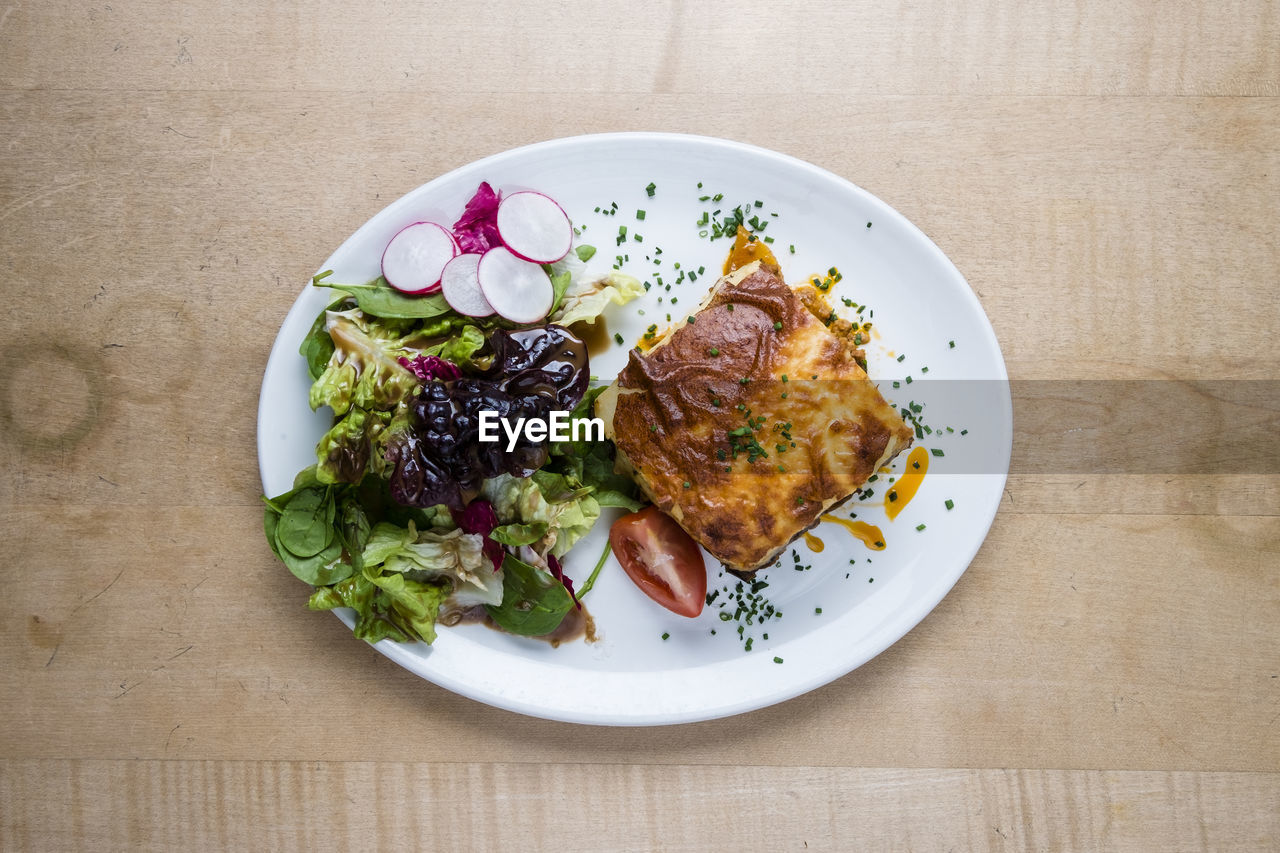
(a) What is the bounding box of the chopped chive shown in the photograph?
[773,321,783,331]
[916,523,926,531]
[645,182,656,197]
[636,209,646,220]
[773,656,784,664]
[613,333,624,346]
[931,448,944,457]
[897,354,906,362]
[945,499,955,510]
[661,632,669,640]
[949,340,956,348]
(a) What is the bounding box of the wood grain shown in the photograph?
[1,1,1276,848]
[2,761,1276,852]
[2,1,1277,96]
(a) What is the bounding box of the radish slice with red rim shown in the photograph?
[440,253,494,318]
[496,191,573,264]
[381,221,457,294]
[477,246,554,324]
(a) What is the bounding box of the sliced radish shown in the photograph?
[381,221,458,294]
[477,246,554,324]
[440,253,494,318]
[495,191,573,264]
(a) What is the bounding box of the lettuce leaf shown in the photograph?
[549,271,644,328]
[315,406,390,484]
[308,308,422,416]
[306,571,450,645]
[361,521,503,608]
[481,472,600,558]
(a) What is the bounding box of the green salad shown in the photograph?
[263,182,645,644]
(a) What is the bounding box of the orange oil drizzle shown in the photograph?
[802,531,825,553]
[723,225,782,276]
[820,515,886,551]
[885,446,930,521]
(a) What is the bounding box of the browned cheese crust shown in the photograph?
[600,262,913,573]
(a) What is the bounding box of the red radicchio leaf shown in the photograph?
[398,354,462,383]
[451,181,503,254]
[451,499,505,573]
[547,553,581,610]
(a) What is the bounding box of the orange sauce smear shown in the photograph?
[820,515,886,551]
[723,225,782,276]
[885,446,930,521]
[803,531,825,553]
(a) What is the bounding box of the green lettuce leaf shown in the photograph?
[490,521,548,547]
[361,570,452,644]
[437,324,487,369]
[481,473,600,558]
[308,573,411,644]
[315,406,391,485]
[549,271,644,327]
[362,521,503,608]
[308,308,422,416]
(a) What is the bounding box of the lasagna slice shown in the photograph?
[596,260,913,574]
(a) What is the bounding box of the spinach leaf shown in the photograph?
[485,553,574,637]
[335,494,372,573]
[298,297,344,380]
[263,480,355,586]
[274,526,349,585]
[276,487,333,558]
[312,271,454,319]
[548,269,573,315]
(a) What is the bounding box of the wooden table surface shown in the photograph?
[2,2,1277,850]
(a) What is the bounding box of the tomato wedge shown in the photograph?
[609,506,707,618]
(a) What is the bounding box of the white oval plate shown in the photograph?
[258,132,1012,725]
